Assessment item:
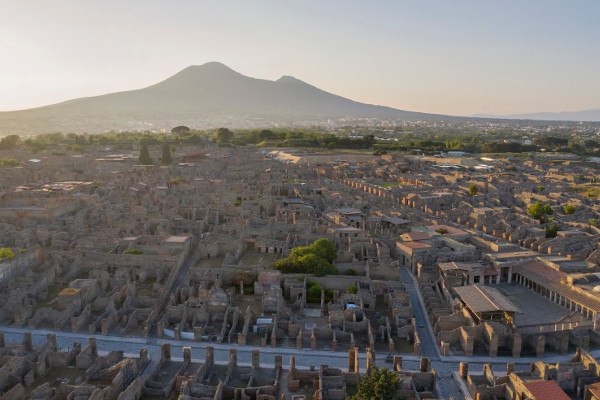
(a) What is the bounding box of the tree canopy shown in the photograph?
[0,135,21,150]
[527,201,554,223]
[160,143,173,165]
[171,125,191,135]
[138,143,153,165]
[349,366,400,400]
[216,128,234,144]
[273,238,338,277]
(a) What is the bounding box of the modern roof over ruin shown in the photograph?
[454,284,521,314]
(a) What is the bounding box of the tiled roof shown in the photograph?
[518,261,600,312]
[587,382,600,398]
[524,380,570,400]
[454,284,521,314]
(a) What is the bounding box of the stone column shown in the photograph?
[252,349,260,368]
[24,332,33,351]
[194,326,202,342]
[459,362,469,379]
[47,334,57,351]
[506,363,514,374]
[393,356,402,371]
[88,337,97,356]
[183,347,192,364]
[420,357,430,372]
[161,343,171,361]
[206,346,215,366]
[348,348,356,373]
[310,333,317,350]
[139,348,148,364]
[230,349,237,367]
[366,348,375,372]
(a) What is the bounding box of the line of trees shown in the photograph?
[2,126,600,156]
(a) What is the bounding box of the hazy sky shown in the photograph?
[1,0,599,116]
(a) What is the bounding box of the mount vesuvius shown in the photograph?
[0,62,448,135]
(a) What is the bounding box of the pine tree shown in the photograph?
[138,143,153,165]
[160,143,173,165]
[349,366,400,400]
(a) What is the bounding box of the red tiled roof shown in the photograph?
[524,380,570,400]
[518,261,600,312]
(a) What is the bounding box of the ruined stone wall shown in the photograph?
[0,246,41,287]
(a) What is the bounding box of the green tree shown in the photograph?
[171,125,191,136]
[0,247,15,260]
[0,135,21,150]
[563,204,576,215]
[307,282,322,303]
[258,129,276,141]
[546,224,559,238]
[527,201,553,223]
[297,253,335,277]
[138,143,153,165]
[309,238,337,263]
[273,239,339,276]
[468,184,479,196]
[348,285,358,294]
[160,143,173,165]
[216,128,234,144]
[349,366,400,400]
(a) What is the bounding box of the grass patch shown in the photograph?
[573,183,600,198]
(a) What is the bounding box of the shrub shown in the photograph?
[468,184,478,196]
[528,201,553,223]
[536,185,546,192]
[546,224,559,238]
[435,227,448,234]
[169,177,187,186]
[563,204,576,215]
[309,238,337,263]
[124,248,143,255]
[0,247,15,260]
[590,219,600,228]
[307,283,322,303]
[19,248,27,254]
[344,268,357,276]
[349,366,399,400]
[0,158,19,168]
[325,289,334,303]
[348,285,358,294]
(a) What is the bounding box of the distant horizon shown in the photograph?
[1,1,599,116]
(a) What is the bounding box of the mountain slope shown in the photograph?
[0,62,448,135]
